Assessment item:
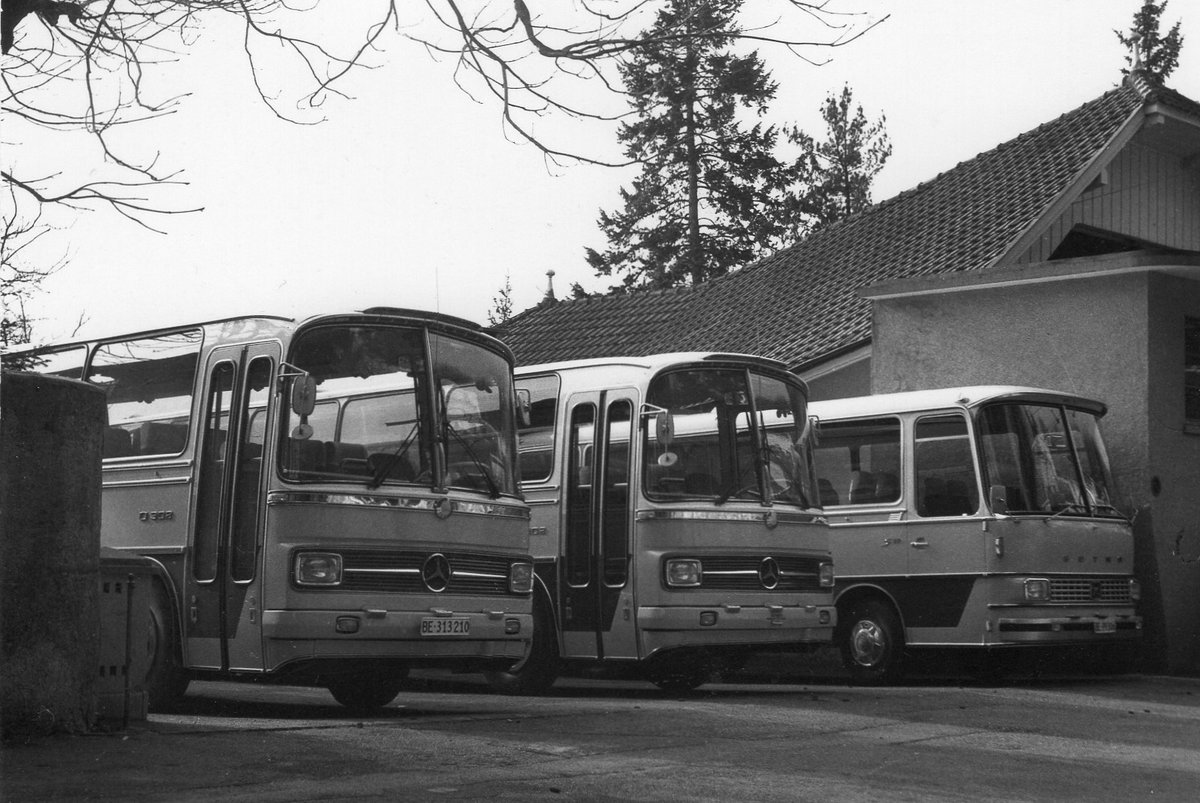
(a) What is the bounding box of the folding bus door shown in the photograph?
[185,343,278,672]
[559,393,638,661]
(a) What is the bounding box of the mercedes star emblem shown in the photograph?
[422,553,453,593]
[759,557,781,590]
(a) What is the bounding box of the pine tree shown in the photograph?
[786,84,892,234]
[1116,1,1184,83]
[585,0,796,290]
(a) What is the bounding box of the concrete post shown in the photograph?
[1,371,106,738]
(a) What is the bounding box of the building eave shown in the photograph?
[861,250,1200,301]
[989,93,1150,270]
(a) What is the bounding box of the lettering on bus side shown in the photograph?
[139,510,175,522]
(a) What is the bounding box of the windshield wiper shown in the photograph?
[367,420,420,490]
[443,422,502,499]
[1045,502,1090,519]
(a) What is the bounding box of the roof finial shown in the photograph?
[544,269,556,302]
[1132,36,1145,73]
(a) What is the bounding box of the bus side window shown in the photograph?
[914,414,979,517]
[89,330,202,459]
[565,405,596,588]
[231,357,273,582]
[602,402,632,587]
[812,418,901,507]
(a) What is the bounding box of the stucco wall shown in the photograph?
[869,271,1200,671]
[1,372,106,737]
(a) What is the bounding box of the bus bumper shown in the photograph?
[637,604,836,654]
[261,609,533,668]
[992,611,1142,643]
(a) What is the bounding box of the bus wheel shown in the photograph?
[645,655,714,693]
[145,583,190,711]
[485,596,559,695]
[840,599,904,685]
[327,672,407,713]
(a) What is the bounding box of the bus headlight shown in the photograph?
[1129,578,1141,602]
[295,552,343,586]
[665,558,702,587]
[1024,578,1050,601]
[819,562,835,588]
[510,561,534,594]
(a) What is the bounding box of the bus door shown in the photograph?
[185,343,279,671]
[560,393,638,660]
[904,412,987,625]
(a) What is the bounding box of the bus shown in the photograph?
[808,386,1142,683]
[8,309,533,710]
[491,353,836,693]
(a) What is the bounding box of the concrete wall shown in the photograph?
[869,270,1200,672]
[1144,273,1200,672]
[1,372,106,737]
[802,355,872,403]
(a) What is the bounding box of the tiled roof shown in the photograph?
[498,77,1168,369]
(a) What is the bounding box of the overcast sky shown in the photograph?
[21,0,1200,345]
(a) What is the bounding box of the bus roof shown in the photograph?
[810,386,1107,420]
[516,352,794,376]
[4,309,491,359]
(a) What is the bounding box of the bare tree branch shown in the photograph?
[2,1,400,343]
[407,2,885,167]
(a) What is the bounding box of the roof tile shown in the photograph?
[499,79,1155,368]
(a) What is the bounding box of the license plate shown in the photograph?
[420,617,470,636]
[1094,620,1116,634]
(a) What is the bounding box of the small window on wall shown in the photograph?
[1186,317,1200,432]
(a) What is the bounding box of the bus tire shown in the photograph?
[645,652,714,693]
[840,598,905,685]
[327,671,407,713]
[145,582,190,711]
[485,595,559,695]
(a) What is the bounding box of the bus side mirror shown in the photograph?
[989,484,1008,515]
[805,414,820,446]
[291,374,317,417]
[290,374,317,440]
[655,411,674,446]
[516,388,531,427]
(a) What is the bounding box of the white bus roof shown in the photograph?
[516,352,792,376]
[810,386,1107,420]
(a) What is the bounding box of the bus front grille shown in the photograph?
[336,550,513,595]
[699,556,826,592]
[1049,578,1133,604]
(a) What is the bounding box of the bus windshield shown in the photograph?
[642,367,818,508]
[281,325,518,496]
[977,402,1122,518]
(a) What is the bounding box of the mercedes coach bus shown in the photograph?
[489,353,836,693]
[809,386,1141,683]
[9,309,533,711]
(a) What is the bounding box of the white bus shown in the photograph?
[10,309,533,711]
[489,353,836,693]
[809,386,1142,683]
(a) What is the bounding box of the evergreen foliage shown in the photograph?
[786,84,892,234]
[1116,1,1184,83]
[585,0,795,290]
[487,272,514,326]
[586,1,890,292]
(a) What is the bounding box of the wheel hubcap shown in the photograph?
[850,620,886,666]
